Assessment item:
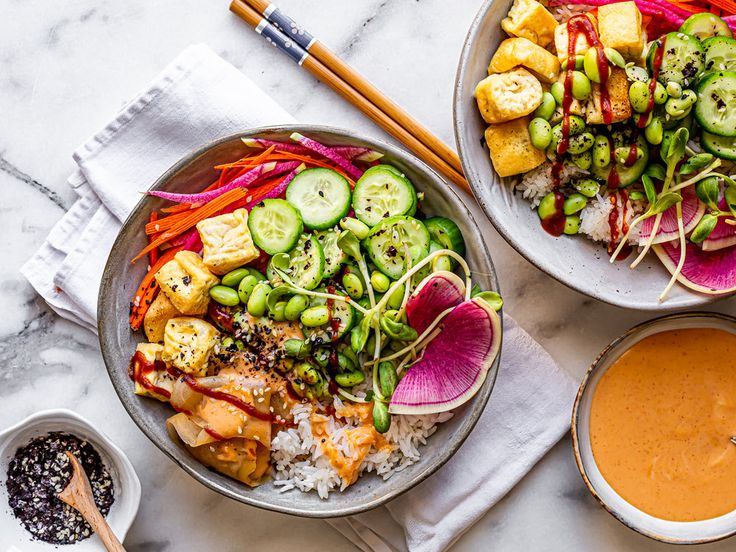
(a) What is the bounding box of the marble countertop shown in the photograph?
[2,0,735,550]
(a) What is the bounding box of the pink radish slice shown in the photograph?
[241,138,311,155]
[652,241,736,295]
[639,186,705,245]
[703,198,736,251]
[406,271,466,334]
[290,132,363,179]
[331,146,384,162]
[389,298,502,415]
[241,138,383,163]
[241,164,304,210]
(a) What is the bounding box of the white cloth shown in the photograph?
[21,44,577,552]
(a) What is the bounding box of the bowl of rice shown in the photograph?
[453,0,720,310]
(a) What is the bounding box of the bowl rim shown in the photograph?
[451,0,726,311]
[571,311,736,544]
[0,408,141,543]
[97,124,503,517]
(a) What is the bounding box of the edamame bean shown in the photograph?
[334,371,365,388]
[221,336,235,351]
[529,117,552,150]
[584,48,610,83]
[629,80,651,113]
[284,294,309,321]
[615,145,644,164]
[284,338,311,359]
[666,81,682,98]
[246,268,267,281]
[295,362,321,385]
[370,271,391,293]
[342,272,364,299]
[533,92,556,121]
[373,401,391,434]
[571,71,591,100]
[574,178,601,198]
[339,217,370,240]
[269,301,287,322]
[604,47,625,69]
[564,215,581,235]
[550,81,564,105]
[592,135,611,168]
[553,115,586,137]
[537,192,559,220]
[432,255,453,272]
[625,64,649,82]
[563,193,588,215]
[387,284,405,310]
[561,55,585,71]
[644,117,664,145]
[246,282,270,316]
[221,268,250,288]
[628,191,646,201]
[209,285,240,306]
[336,352,356,373]
[379,361,398,397]
[665,90,696,119]
[300,305,330,327]
[653,82,668,104]
[312,347,330,368]
[567,132,595,155]
[571,151,592,170]
[237,275,259,304]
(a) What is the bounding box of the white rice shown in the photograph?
[513,161,589,207]
[270,397,453,498]
[579,193,643,244]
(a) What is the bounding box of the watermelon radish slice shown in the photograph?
[389,298,502,415]
[639,186,705,245]
[703,198,736,251]
[405,271,466,334]
[652,241,736,294]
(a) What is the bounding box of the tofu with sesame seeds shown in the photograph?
[144,292,181,343]
[155,250,219,315]
[162,317,219,376]
[597,2,644,61]
[484,116,547,177]
[585,67,632,124]
[132,342,176,401]
[474,68,543,124]
[554,13,598,63]
[196,208,260,275]
[501,0,558,48]
[489,38,561,84]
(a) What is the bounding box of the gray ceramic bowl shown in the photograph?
[453,0,718,310]
[572,312,736,543]
[98,125,502,517]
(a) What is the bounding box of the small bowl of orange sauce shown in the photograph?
[573,312,736,544]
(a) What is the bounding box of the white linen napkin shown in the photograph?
[21,44,577,552]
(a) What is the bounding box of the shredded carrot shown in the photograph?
[707,0,736,15]
[148,213,160,266]
[133,187,247,262]
[146,208,195,234]
[129,246,182,330]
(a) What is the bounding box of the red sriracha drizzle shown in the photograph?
[638,39,665,129]
[607,189,632,260]
[541,191,567,237]
[129,351,172,399]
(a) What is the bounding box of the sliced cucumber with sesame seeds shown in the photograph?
[285,168,351,230]
[647,32,704,87]
[313,228,346,278]
[424,216,466,256]
[276,234,325,290]
[352,165,417,227]
[695,71,736,137]
[365,216,430,280]
[701,129,736,160]
[704,36,736,72]
[679,13,732,41]
[248,198,303,254]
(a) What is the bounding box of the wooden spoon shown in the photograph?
[58,451,126,552]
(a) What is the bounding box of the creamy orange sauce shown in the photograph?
[590,328,736,521]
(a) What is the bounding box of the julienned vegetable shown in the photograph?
[127,133,502,497]
[475,0,736,302]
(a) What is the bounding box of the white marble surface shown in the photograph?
[1,0,735,550]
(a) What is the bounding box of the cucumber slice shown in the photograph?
[701,129,736,160]
[352,165,417,227]
[591,134,649,187]
[314,228,346,278]
[277,234,325,290]
[424,217,466,256]
[704,36,736,72]
[304,288,355,343]
[365,216,430,280]
[695,71,736,137]
[679,13,732,40]
[285,168,351,230]
[648,32,705,87]
[248,198,303,254]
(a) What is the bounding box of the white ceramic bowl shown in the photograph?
[572,312,736,544]
[0,409,141,550]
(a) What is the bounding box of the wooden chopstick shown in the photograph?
[241,0,464,177]
[228,0,470,194]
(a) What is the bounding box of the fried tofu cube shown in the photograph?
[144,292,182,343]
[554,13,597,62]
[489,38,561,83]
[162,317,219,376]
[155,251,219,315]
[501,0,558,48]
[585,67,632,124]
[133,343,176,402]
[475,68,543,124]
[485,117,547,178]
[196,208,259,275]
[597,2,644,61]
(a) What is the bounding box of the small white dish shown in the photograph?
[0,409,141,550]
[572,312,736,544]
